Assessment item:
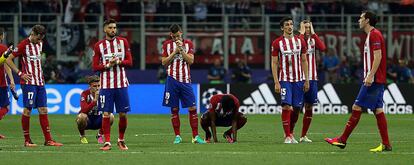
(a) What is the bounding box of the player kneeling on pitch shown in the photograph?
[76,75,114,144]
[201,94,247,143]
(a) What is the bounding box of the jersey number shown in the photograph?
[281,88,286,96]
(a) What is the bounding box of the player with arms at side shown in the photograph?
[93,19,132,151]
[200,94,247,143]
[271,17,310,144]
[295,20,326,143]
[325,11,392,152]
[76,75,114,144]
[0,28,15,139]
[5,25,62,147]
[161,24,206,144]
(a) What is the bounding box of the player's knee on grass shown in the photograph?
[352,104,362,111]
[76,113,88,128]
[38,107,48,114]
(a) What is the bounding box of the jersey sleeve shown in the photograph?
[230,94,240,113]
[79,91,97,114]
[187,40,194,55]
[12,42,26,57]
[120,39,133,67]
[271,40,280,57]
[370,32,382,51]
[162,41,168,57]
[312,34,326,52]
[92,42,106,72]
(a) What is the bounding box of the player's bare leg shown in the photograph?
[100,112,112,151]
[171,107,182,144]
[39,107,63,146]
[200,113,211,143]
[22,108,36,147]
[76,113,89,144]
[117,112,128,150]
[300,103,313,143]
[325,104,362,149]
[370,108,392,152]
[189,106,206,144]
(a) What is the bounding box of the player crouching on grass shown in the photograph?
[76,75,114,144]
[201,94,247,143]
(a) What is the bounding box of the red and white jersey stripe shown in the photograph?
[300,34,326,81]
[162,39,194,83]
[363,28,387,84]
[271,36,307,82]
[93,37,133,89]
[13,38,44,86]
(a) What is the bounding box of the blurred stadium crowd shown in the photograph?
[0,0,413,84]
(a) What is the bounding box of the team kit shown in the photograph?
[0,11,391,152]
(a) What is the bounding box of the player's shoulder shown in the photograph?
[17,38,30,46]
[272,36,284,43]
[94,39,106,48]
[370,28,384,38]
[116,36,129,42]
[183,39,193,44]
[81,89,91,96]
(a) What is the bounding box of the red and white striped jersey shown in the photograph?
[162,39,194,83]
[0,44,8,87]
[12,38,44,86]
[363,28,387,84]
[271,35,307,82]
[92,36,133,89]
[299,34,326,81]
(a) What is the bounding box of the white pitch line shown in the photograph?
[0,150,413,155]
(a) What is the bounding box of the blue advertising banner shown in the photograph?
[9,84,199,115]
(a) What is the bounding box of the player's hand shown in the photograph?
[310,22,315,35]
[299,21,305,35]
[20,73,32,82]
[9,83,15,91]
[364,75,374,86]
[175,40,183,47]
[303,80,310,92]
[274,82,281,93]
[94,91,99,102]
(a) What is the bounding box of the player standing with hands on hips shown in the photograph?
[161,24,206,144]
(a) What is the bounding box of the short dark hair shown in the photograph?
[87,75,100,84]
[169,24,182,33]
[280,17,293,28]
[32,25,46,36]
[104,19,117,27]
[221,95,235,112]
[362,10,377,27]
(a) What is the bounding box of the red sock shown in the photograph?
[21,115,31,142]
[0,107,9,120]
[119,116,127,140]
[171,109,180,136]
[39,114,52,142]
[189,110,199,138]
[340,110,362,142]
[375,112,390,146]
[281,108,291,137]
[102,117,111,142]
[301,109,313,137]
[290,110,299,134]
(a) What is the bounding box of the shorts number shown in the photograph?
[27,92,34,100]
[100,95,105,104]
[281,88,286,96]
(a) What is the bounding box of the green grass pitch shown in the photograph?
[0,114,413,164]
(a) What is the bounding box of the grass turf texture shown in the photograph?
[0,114,413,165]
